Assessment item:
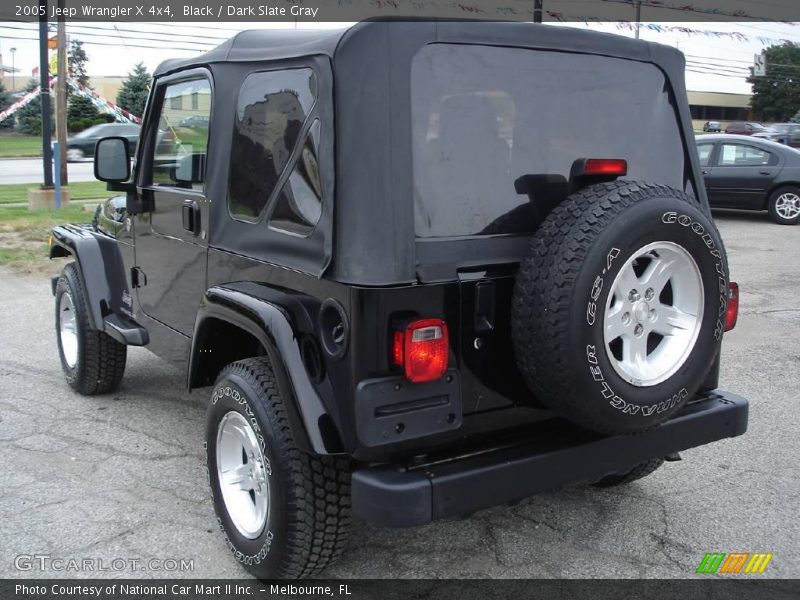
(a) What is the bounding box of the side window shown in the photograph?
[149,78,211,191]
[697,143,714,167]
[719,143,772,167]
[228,68,318,221]
[268,119,323,236]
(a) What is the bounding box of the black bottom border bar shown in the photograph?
[3,579,799,600]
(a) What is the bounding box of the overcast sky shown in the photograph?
[1,20,798,95]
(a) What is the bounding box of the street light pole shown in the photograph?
[533,0,543,23]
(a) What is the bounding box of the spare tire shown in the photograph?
[512,181,729,434]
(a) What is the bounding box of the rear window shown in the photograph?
[411,44,686,238]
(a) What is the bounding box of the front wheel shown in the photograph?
[55,262,126,395]
[206,358,351,579]
[66,147,85,162]
[767,186,800,225]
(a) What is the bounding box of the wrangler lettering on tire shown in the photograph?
[512,181,729,434]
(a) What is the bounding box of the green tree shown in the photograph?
[116,62,151,118]
[68,39,91,88]
[16,78,53,135]
[67,94,105,131]
[748,45,800,122]
[0,79,13,129]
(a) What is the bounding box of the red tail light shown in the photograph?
[583,159,628,176]
[392,319,449,383]
[724,282,739,332]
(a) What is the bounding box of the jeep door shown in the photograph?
[133,71,212,335]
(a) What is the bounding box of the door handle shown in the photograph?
[182,199,200,234]
[759,170,771,175]
[701,170,710,175]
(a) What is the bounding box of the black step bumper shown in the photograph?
[351,390,748,527]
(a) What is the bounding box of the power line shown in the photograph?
[65,22,229,43]
[0,32,206,53]
[1,23,218,48]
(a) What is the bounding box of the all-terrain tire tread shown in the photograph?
[58,262,126,395]
[219,358,351,579]
[511,181,706,434]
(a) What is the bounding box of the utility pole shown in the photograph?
[38,0,53,189]
[533,0,543,23]
[56,0,68,187]
[635,1,642,40]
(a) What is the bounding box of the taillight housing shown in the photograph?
[392,319,449,383]
[724,282,739,332]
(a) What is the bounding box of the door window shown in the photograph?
[697,143,714,167]
[718,143,773,167]
[227,68,318,221]
[148,78,211,191]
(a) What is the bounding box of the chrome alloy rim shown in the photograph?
[58,292,78,368]
[216,411,269,539]
[775,192,800,221]
[603,242,704,387]
[66,148,84,161]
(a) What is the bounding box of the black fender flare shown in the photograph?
[189,283,344,456]
[50,225,126,330]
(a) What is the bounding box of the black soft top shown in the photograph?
[153,22,699,286]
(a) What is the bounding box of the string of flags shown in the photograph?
[0,78,141,125]
[613,22,797,47]
[599,0,794,22]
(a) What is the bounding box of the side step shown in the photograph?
[104,313,149,346]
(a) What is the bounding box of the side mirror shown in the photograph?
[94,137,131,183]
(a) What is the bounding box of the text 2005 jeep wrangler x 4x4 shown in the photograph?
[49,21,748,578]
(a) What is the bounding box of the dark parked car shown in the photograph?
[753,122,800,148]
[702,120,721,132]
[66,123,140,162]
[179,115,210,128]
[697,134,800,224]
[50,22,747,579]
[724,121,767,136]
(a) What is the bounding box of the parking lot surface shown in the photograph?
[0,210,798,579]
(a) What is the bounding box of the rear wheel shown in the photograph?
[55,262,126,395]
[512,181,729,435]
[206,358,351,579]
[592,458,665,487]
[767,186,800,225]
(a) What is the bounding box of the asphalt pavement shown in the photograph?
[0,158,96,185]
[0,210,797,579]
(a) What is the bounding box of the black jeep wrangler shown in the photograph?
[50,21,748,579]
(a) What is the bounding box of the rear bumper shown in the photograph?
[351,390,748,527]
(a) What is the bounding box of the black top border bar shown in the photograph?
[1,0,799,23]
